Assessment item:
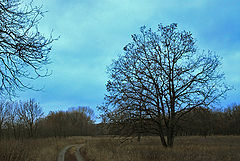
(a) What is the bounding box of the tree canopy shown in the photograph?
[104,23,229,147]
[0,0,54,97]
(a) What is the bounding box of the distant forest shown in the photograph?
[0,99,239,140]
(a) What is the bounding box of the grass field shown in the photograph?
[0,136,240,161]
[0,136,85,161]
[83,136,240,161]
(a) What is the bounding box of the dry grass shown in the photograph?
[83,136,240,161]
[1,136,240,161]
[0,136,85,161]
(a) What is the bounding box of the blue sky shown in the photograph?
[17,0,240,115]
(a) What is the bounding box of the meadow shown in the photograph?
[83,136,240,161]
[1,136,240,161]
[0,137,84,161]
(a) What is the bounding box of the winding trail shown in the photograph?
[57,144,85,161]
[75,146,85,161]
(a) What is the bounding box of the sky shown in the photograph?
[17,0,240,116]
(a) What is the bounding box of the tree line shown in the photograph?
[38,106,96,137]
[100,104,240,138]
[0,98,239,140]
[0,99,96,139]
[177,105,240,136]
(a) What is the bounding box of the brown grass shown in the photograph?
[0,136,85,161]
[0,136,239,161]
[83,136,240,161]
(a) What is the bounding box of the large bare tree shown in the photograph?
[0,0,54,96]
[104,23,229,147]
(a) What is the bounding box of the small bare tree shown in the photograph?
[0,101,8,139]
[0,0,55,96]
[6,101,21,139]
[17,99,43,137]
[104,23,229,147]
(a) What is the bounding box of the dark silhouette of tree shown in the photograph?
[177,107,214,136]
[99,100,148,142]
[0,0,55,96]
[38,106,96,137]
[17,99,43,137]
[0,101,8,139]
[5,101,21,139]
[104,23,229,147]
[223,104,240,135]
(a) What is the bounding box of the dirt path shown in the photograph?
[57,144,84,161]
[75,146,85,161]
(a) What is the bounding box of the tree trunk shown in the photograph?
[0,128,2,140]
[158,122,168,147]
[159,134,167,147]
[167,130,174,147]
[13,125,17,139]
[167,126,175,147]
[137,133,141,142]
[159,127,167,147]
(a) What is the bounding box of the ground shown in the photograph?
[1,136,240,161]
[83,136,240,161]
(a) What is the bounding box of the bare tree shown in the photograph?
[0,101,8,139]
[104,23,229,147]
[39,106,96,137]
[17,99,43,137]
[0,0,55,96]
[5,101,21,139]
[68,106,95,136]
[0,100,21,139]
[100,99,147,142]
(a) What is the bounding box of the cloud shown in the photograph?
[223,52,240,83]
[18,0,240,114]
